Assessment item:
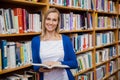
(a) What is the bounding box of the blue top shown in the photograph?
[31,34,78,80]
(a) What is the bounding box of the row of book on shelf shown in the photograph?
[0,37,120,71]
[78,71,94,80]
[69,31,115,53]
[0,70,40,80]
[0,7,120,35]
[0,8,42,34]
[95,15,117,29]
[108,73,120,80]
[3,61,119,80]
[0,44,119,79]
[60,12,93,31]
[77,51,92,72]
[77,58,119,80]
[50,0,94,10]
[0,8,94,34]
[72,58,120,80]
[96,59,118,80]
[95,46,117,64]
[49,0,117,13]
[70,33,93,52]
[60,11,119,31]
[76,46,117,71]
[0,40,32,71]
[96,0,117,12]
[20,0,120,14]
[27,0,120,14]
[96,31,115,47]
[24,0,120,13]
[70,44,119,75]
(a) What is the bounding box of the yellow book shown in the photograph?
[20,46,24,65]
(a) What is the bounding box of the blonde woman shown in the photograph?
[31,8,78,80]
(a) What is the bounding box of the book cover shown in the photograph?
[1,40,8,69]
[32,63,69,69]
[13,8,23,33]
[25,70,39,80]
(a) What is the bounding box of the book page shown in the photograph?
[32,63,69,69]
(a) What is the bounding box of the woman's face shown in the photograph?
[45,12,59,32]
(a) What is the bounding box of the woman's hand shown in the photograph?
[43,61,61,66]
[39,68,51,72]
[39,61,61,72]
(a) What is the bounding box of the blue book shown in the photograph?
[1,40,7,69]
[15,42,21,66]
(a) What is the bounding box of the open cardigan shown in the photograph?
[31,34,78,80]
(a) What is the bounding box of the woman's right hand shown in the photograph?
[39,68,51,72]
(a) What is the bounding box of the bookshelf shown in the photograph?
[0,0,120,80]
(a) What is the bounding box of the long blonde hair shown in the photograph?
[41,8,61,38]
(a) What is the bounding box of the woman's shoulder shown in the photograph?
[62,34,72,46]
[62,34,70,40]
[32,35,40,41]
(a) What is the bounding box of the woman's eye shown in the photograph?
[46,18,50,20]
[53,19,57,21]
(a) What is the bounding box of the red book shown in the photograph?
[13,8,23,33]
[83,36,87,50]
[22,9,27,33]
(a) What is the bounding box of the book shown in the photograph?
[32,63,69,69]
[25,70,39,80]
[7,76,20,80]
[14,74,33,80]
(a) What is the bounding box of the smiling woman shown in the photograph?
[41,8,61,41]
[45,13,58,32]
[31,8,78,80]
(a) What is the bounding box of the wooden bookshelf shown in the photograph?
[0,64,32,75]
[0,0,120,80]
[0,32,40,37]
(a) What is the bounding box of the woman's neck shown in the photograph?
[42,31,61,41]
[46,31,56,37]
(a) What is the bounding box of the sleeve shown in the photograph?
[61,36,78,69]
[31,37,40,72]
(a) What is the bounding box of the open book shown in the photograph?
[32,63,69,69]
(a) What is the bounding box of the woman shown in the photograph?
[31,8,78,80]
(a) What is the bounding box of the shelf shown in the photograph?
[49,4,94,12]
[0,64,32,75]
[0,32,40,37]
[96,11,118,15]
[59,29,93,34]
[0,0,47,6]
[74,67,94,76]
[109,56,118,61]
[103,70,118,80]
[76,48,94,55]
[95,42,117,49]
[95,28,117,31]
[96,56,118,67]
[96,60,109,67]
